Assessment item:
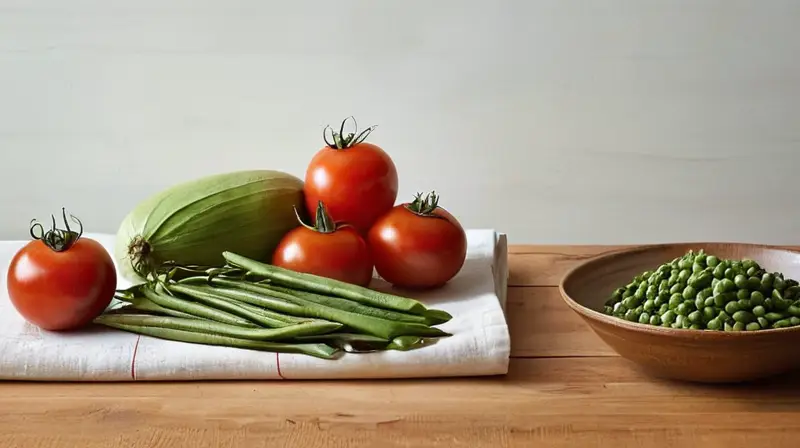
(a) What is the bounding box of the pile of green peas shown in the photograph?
[602,250,800,331]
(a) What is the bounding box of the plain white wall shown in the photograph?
[1,0,799,245]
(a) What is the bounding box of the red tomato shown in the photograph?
[6,211,117,331]
[304,117,398,235]
[368,192,467,290]
[272,201,374,286]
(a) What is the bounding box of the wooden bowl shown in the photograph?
[559,243,800,383]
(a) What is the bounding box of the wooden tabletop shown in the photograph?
[3,245,800,448]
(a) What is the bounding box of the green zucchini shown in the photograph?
[115,170,304,282]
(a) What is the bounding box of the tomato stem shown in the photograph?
[29,207,84,252]
[405,192,441,217]
[294,201,340,234]
[322,116,377,150]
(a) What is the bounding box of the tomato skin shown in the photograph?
[368,204,468,290]
[304,141,399,235]
[272,225,374,287]
[6,238,117,331]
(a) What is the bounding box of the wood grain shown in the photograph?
[3,244,800,447]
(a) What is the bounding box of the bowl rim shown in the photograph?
[558,241,800,339]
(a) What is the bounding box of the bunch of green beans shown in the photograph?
[602,250,800,331]
[96,251,453,359]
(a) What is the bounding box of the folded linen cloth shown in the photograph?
[0,229,510,381]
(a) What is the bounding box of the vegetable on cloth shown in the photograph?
[271,200,374,287]
[114,170,304,282]
[603,249,800,331]
[94,251,453,358]
[6,209,117,331]
[368,192,468,290]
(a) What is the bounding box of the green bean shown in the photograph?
[126,297,199,320]
[207,279,451,340]
[142,286,256,327]
[94,314,341,341]
[764,312,785,322]
[97,321,339,359]
[265,285,439,325]
[222,251,448,319]
[167,283,296,328]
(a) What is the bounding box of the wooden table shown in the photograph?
[2,245,800,448]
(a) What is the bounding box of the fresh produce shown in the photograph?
[303,117,398,235]
[271,200,374,287]
[367,192,467,290]
[602,249,800,331]
[94,250,453,359]
[7,210,116,331]
[114,170,304,282]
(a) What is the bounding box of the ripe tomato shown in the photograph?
[304,117,398,235]
[272,201,374,286]
[6,210,117,331]
[368,192,467,290]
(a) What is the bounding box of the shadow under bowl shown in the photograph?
[559,242,800,383]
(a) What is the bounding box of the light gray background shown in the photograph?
[1,1,798,244]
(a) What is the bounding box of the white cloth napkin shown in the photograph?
[0,229,510,381]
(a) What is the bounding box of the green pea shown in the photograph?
[746,266,758,277]
[774,277,787,291]
[667,274,678,287]
[668,293,683,309]
[724,268,735,280]
[678,259,691,270]
[736,289,750,301]
[669,283,682,295]
[707,318,722,330]
[773,319,792,329]
[676,303,690,316]
[764,298,773,309]
[788,305,800,317]
[622,296,640,309]
[654,295,666,307]
[712,264,726,279]
[702,306,716,321]
[791,317,800,326]
[659,280,670,293]
[622,289,633,299]
[689,272,713,289]
[737,299,752,310]
[678,270,691,284]
[697,287,713,300]
[762,273,775,289]
[643,299,656,312]
[704,296,715,307]
[688,310,702,324]
[613,303,626,314]
[765,312,784,322]
[717,310,732,324]
[625,309,640,322]
[784,286,800,300]
[732,310,755,324]
[734,274,749,289]
[707,256,720,268]
[638,312,651,324]
[723,322,734,331]
[750,290,765,306]
[662,310,677,324]
[752,305,766,317]
[645,285,657,300]
[757,317,770,328]
[714,278,735,294]
[724,301,741,315]
[732,321,746,331]
[603,306,614,314]
[659,304,669,314]
[675,314,687,328]
[634,288,645,300]
[747,277,762,290]
[692,262,705,273]
[649,315,662,326]
[694,297,705,310]
[713,293,728,308]
[745,322,761,331]
[682,285,697,300]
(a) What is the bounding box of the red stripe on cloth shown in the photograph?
[276,352,286,379]
[130,335,142,380]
